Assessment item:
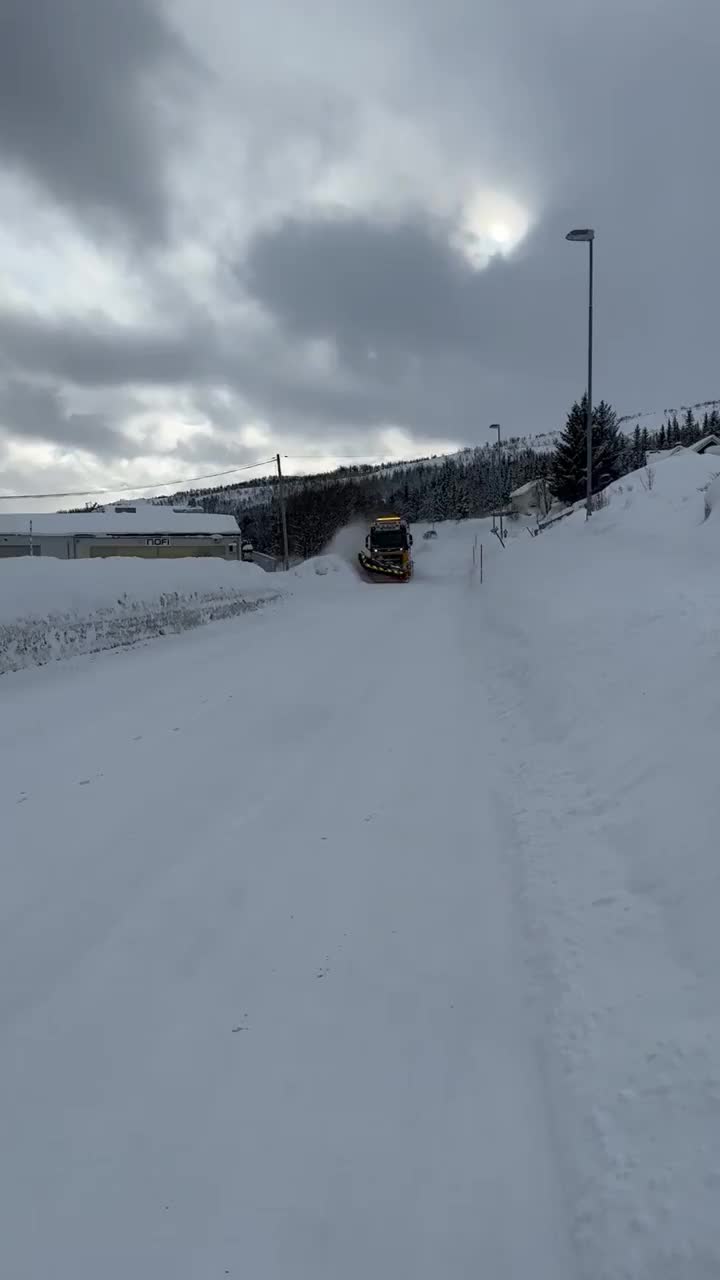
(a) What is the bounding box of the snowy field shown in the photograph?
[2,455,720,1278]
[0,557,282,674]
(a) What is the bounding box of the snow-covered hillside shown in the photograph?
[1,451,719,1278]
[618,396,720,432]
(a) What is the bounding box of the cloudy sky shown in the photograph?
[0,0,717,504]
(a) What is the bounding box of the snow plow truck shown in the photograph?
[358,515,414,582]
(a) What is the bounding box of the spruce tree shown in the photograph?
[633,425,643,467]
[550,397,590,504]
[592,400,623,488]
[551,396,623,505]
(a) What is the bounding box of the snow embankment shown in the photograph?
[0,557,282,674]
[482,449,720,1277]
[291,553,356,580]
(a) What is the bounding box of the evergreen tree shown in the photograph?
[681,407,696,444]
[592,400,623,488]
[550,397,590,504]
[633,425,643,467]
[454,474,472,521]
[550,396,623,505]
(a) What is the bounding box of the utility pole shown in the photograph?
[276,453,290,571]
[586,236,594,519]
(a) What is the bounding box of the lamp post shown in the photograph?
[565,228,595,519]
[489,423,503,538]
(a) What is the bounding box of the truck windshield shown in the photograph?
[372,529,406,550]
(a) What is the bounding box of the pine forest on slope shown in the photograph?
[69,400,720,561]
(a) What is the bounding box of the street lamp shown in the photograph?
[565,228,595,519]
[489,423,503,538]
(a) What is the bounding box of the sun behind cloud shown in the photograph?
[455,187,532,267]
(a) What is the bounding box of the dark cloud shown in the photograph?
[0,378,126,457]
[244,214,486,350]
[241,179,720,435]
[0,0,192,237]
[0,304,432,436]
[0,311,211,388]
[241,210,598,427]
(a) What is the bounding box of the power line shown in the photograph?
[282,452,450,464]
[0,457,277,502]
[0,449,426,505]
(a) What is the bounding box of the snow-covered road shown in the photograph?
[0,540,573,1279]
[4,464,720,1280]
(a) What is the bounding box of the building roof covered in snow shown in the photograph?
[689,435,720,454]
[0,509,240,536]
[510,479,542,498]
[648,436,720,465]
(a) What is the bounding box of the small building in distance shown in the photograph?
[509,478,553,517]
[647,435,720,466]
[0,506,244,560]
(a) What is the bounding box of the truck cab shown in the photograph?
[359,515,414,581]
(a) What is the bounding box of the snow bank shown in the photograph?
[291,553,355,580]
[480,449,720,1276]
[0,557,282,674]
[557,451,720,539]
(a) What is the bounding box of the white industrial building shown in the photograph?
[0,506,245,560]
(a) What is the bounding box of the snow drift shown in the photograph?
[0,557,282,674]
[291,553,355,580]
[479,448,720,1277]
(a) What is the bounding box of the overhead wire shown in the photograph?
[1,450,413,504]
[0,457,277,502]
